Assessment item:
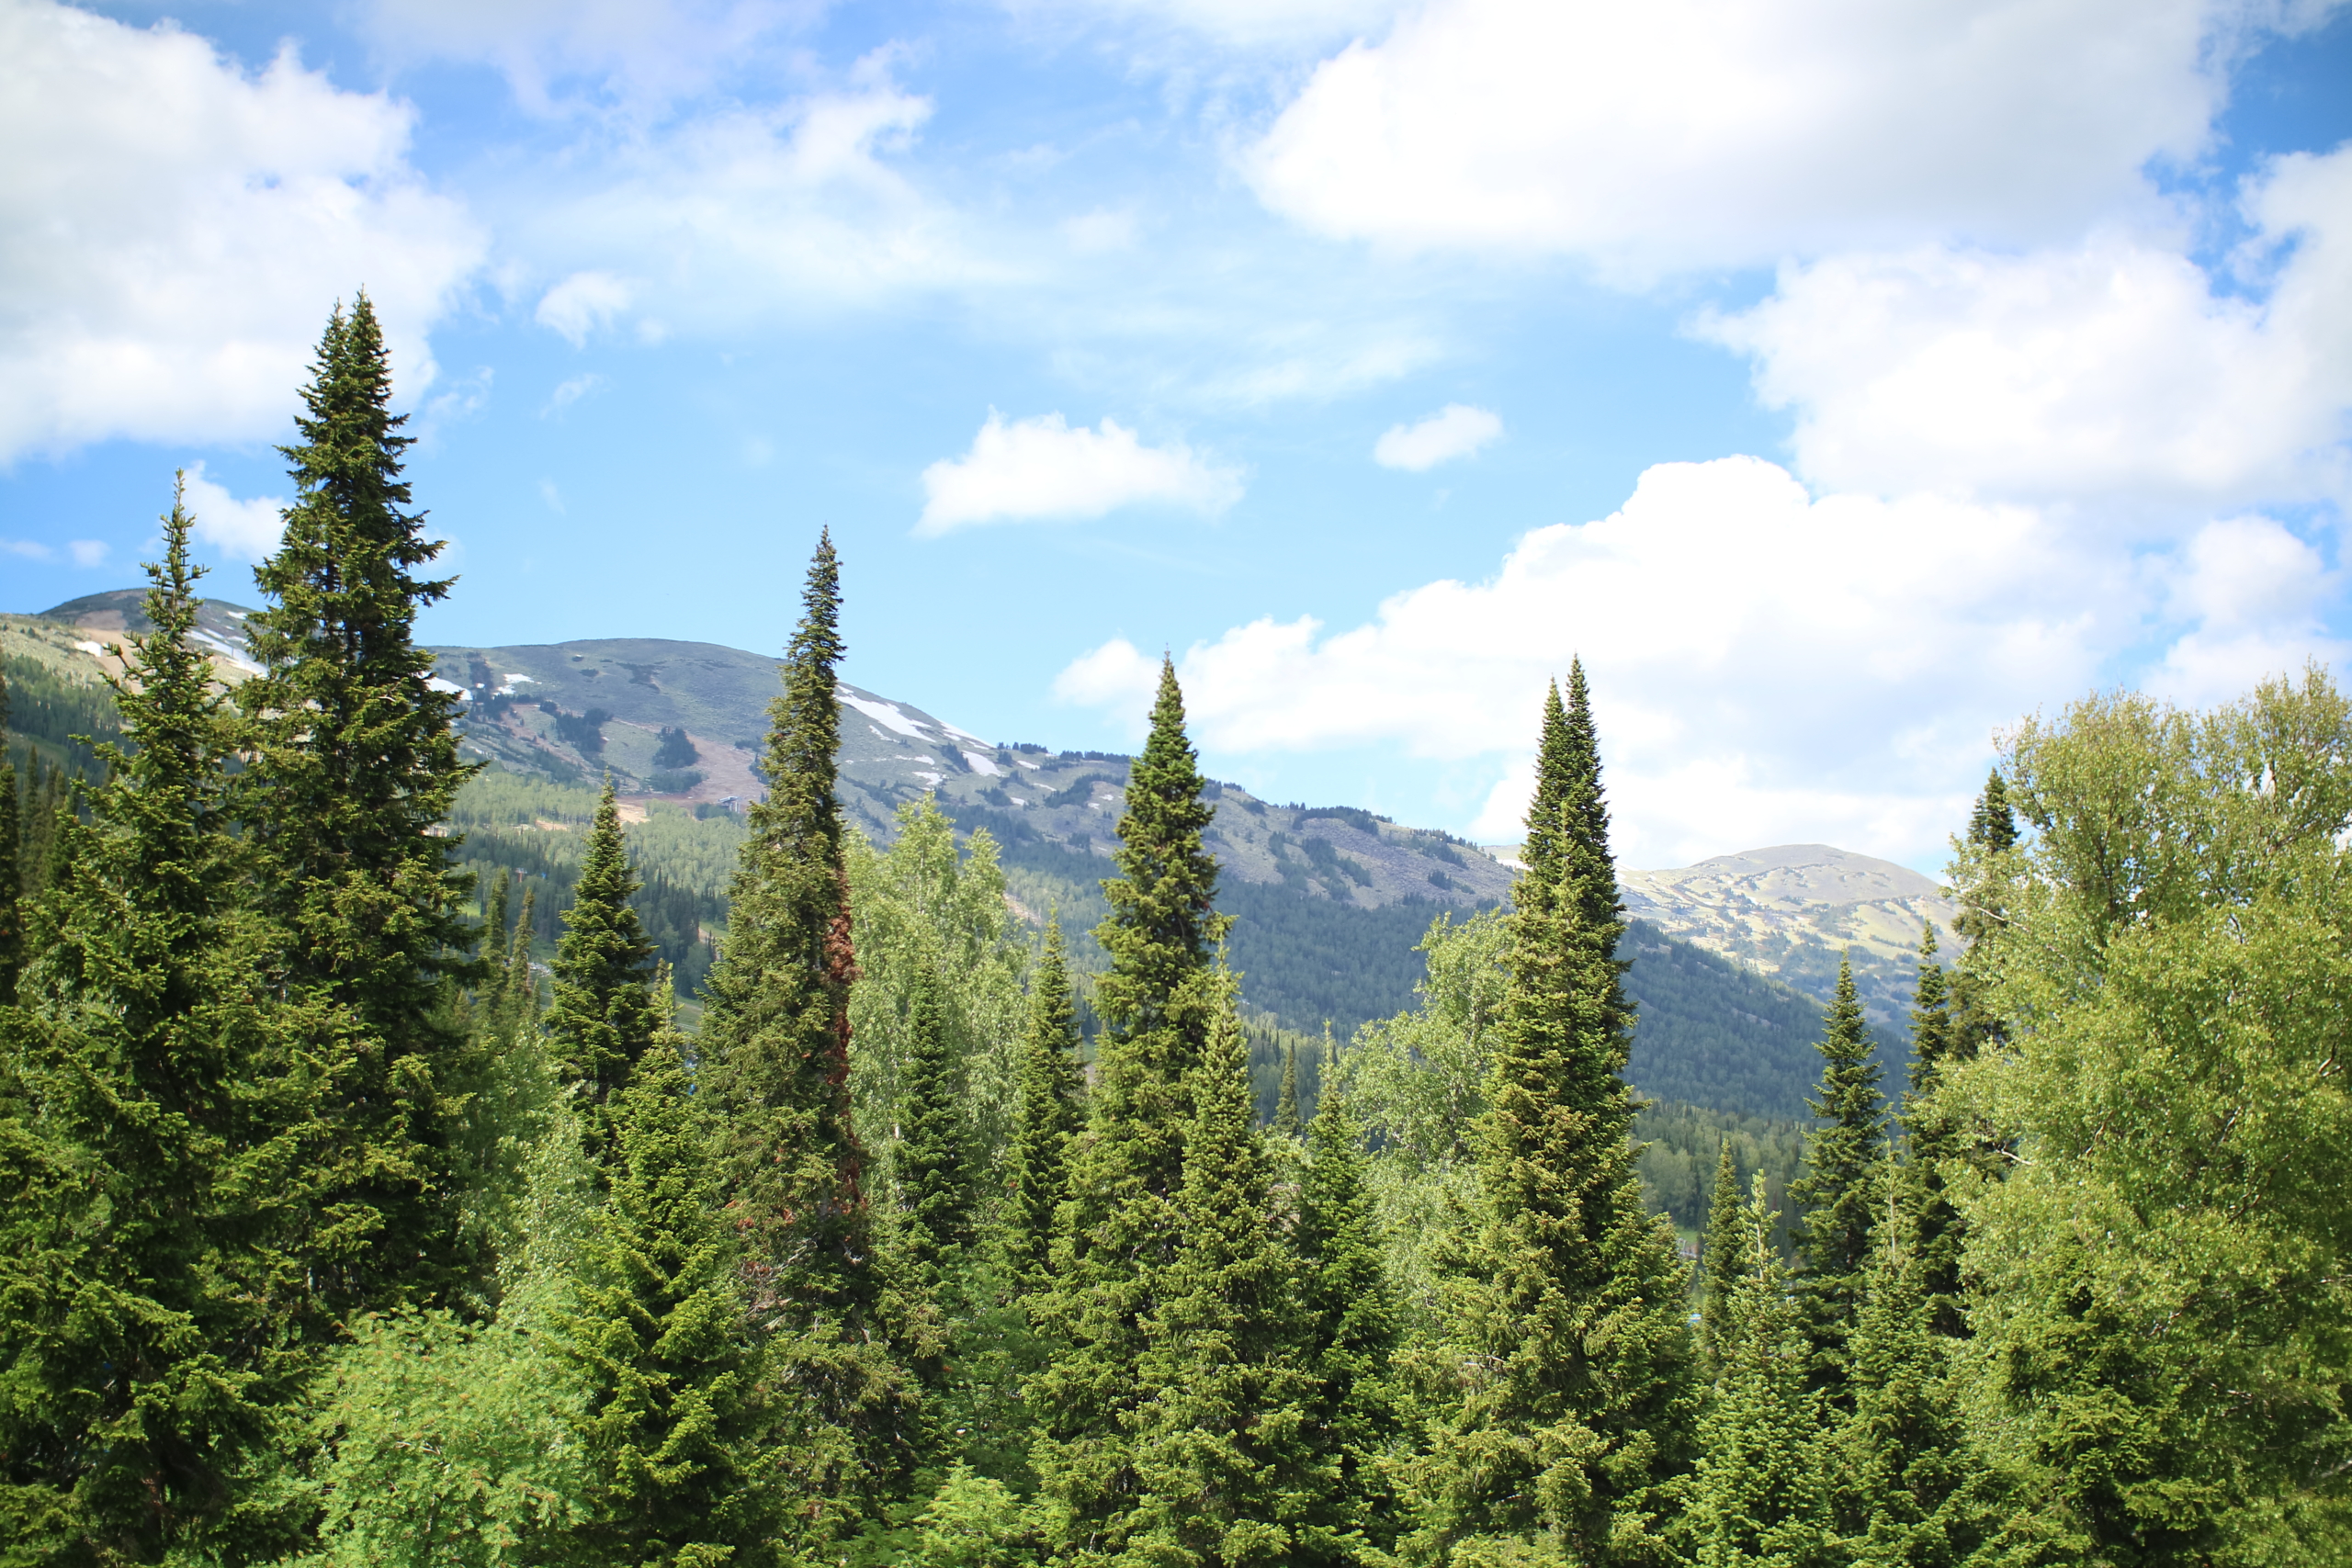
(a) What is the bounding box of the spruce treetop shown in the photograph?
[1791,954,1889,1403]
[546,775,661,1107]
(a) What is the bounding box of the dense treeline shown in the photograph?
[2,299,2345,1568]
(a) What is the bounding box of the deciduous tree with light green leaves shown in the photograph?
[1945,671,2352,1564]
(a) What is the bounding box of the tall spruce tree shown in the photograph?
[1790,957,1888,1406]
[1121,997,1313,1567]
[1273,1041,1302,1137]
[891,959,978,1297]
[1832,1163,1986,1568]
[544,777,660,1112]
[1003,917,1082,1293]
[696,532,914,1529]
[1699,1136,1745,1372]
[1030,657,1232,1554]
[0,488,305,1559]
[1292,1081,1402,1566]
[1690,1174,1830,1568]
[238,295,481,1321]
[1409,661,1698,1564]
[562,992,773,1566]
[1897,925,1968,1338]
[0,740,17,996]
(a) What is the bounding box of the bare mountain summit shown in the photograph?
[1621,843,1960,1029]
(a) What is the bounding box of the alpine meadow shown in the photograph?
[1,297,2346,1568]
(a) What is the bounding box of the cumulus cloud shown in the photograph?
[181,463,288,560]
[1054,455,2336,865]
[918,412,1245,535]
[1244,0,2278,271]
[1029,0,1413,47]
[0,0,484,462]
[1374,403,1502,470]
[1698,147,2352,507]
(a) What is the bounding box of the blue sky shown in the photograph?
[3,0,2348,871]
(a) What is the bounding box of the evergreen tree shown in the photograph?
[562,992,773,1566]
[1789,958,1887,1406]
[1273,1041,1302,1137]
[1896,926,1967,1337]
[1947,771,2015,1063]
[1699,1136,1745,1372]
[696,532,913,1529]
[0,487,305,1558]
[892,958,978,1299]
[1409,662,1698,1564]
[1690,1174,1830,1568]
[1121,998,1313,1566]
[0,741,17,996]
[544,777,659,1112]
[1003,917,1082,1293]
[238,295,481,1321]
[1031,657,1232,1553]
[1832,1165,1985,1568]
[1291,1081,1401,1566]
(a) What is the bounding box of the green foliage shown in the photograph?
[888,960,978,1299]
[1634,1100,1806,1238]
[1112,998,1315,1566]
[1003,918,1082,1293]
[1789,959,1887,1405]
[1946,671,2352,1563]
[447,768,742,998]
[1700,1139,1744,1371]
[1829,1169,1987,1568]
[0,490,310,1561]
[544,777,660,1114]
[0,650,121,780]
[912,1465,1036,1568]
[696,532,914,1531]
[1691,1175,1830,1568]
[1292,1087,1402,1565]
[1031,658,1236,1553]
[1408,667,1697,1565]
[297,1308,586,1568]
[845,795,1026,1213]
[238,295,483,1324]
[561,1020,774,1567]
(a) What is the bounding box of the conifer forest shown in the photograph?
[5,302,2348,1568]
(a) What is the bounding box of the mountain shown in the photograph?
[1620,843,1957,1029]
[15,593,1905,1122]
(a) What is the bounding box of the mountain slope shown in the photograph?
[20,596,1890,1122]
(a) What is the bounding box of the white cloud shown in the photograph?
[181,462,288,560]
[1697,147,2352,507]
[356,0,820,114]
[918,412,1245,535]
[1055,455,2339,866]
[1374,402,1502,470]
[536,274,633,346]
[67,539,108,568]
[539,478,566,513]
[1244,0,2294,271]
[0,0,484,461]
